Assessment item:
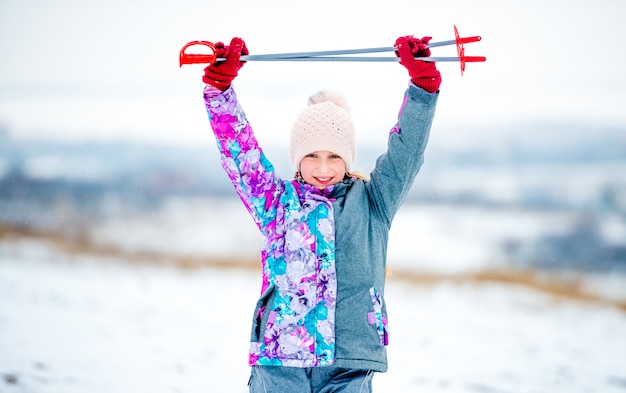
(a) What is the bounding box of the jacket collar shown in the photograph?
[293,175,355,201]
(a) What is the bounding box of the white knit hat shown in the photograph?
[290,90,356,171]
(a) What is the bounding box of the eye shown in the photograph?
[329,154,341,159]
[304,153,318,158]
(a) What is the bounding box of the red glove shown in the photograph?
[202,37,249,91]
[395,36,441,93]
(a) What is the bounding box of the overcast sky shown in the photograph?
[1,0,625,150]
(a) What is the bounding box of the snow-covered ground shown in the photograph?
[1,238,626,393]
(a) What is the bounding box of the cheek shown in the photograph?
[299,162,311,176]
[333,162,347,175]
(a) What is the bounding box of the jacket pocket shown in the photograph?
[368,287,389,346]
[250,286,276,343]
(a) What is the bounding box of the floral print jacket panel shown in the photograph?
[205,87,337,368]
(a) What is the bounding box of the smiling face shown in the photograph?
[299,150,346,190]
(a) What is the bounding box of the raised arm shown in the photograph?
[367,36,441,224]
[203,38,283,231]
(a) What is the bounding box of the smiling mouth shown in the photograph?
[315,177,333,184]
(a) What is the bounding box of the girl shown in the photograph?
[201,36,440,393]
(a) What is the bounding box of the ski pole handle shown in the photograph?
[179,41,218,67]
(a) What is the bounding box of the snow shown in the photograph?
[91,198,259,259]
[0,240,254,393]
[2,239,626,393]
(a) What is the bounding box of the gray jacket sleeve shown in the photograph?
[367,83,439,225]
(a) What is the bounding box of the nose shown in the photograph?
[317,158,332,172]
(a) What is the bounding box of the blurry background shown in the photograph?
[1,1,626,392]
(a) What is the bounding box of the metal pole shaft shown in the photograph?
[237,37,465,61]
[224,56,481,63]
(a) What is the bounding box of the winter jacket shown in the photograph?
[204,83,438,372]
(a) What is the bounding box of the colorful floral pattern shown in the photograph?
[368,287,389,346]
[205,87,337,367]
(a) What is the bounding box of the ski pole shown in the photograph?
[179,25,485,75]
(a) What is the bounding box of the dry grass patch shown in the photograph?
[2,223,624,312]
[389,267,626,312]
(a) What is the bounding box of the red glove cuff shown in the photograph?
[410,63,442,93]
[396,36,441,93]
